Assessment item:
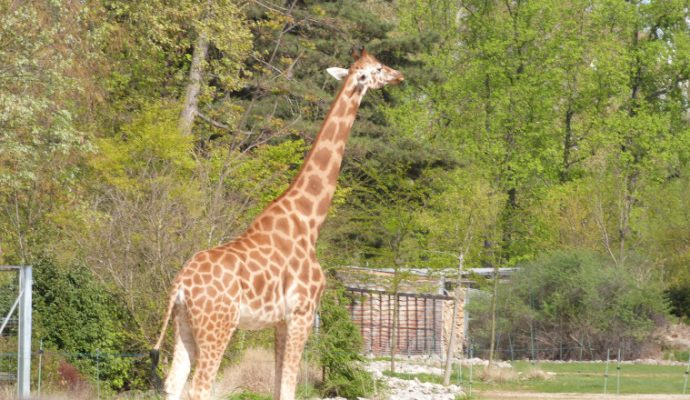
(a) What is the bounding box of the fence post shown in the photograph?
[529,290,536,364]
[96,349,101,400]
[616,347,621,395]
[302,350,308,396]
[604,348,610,395]
[683,353,689,395]
[17,265,32,400]
[468,346,473,398]
[457,358,463,386]
[37,339,43,398]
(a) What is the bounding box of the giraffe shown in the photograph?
[151,49,404,400]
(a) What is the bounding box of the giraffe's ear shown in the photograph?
[327,67,349,81]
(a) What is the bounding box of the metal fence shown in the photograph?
[346,288,452,356]
[0,266,32,399]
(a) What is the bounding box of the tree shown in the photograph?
[0,1,98,264]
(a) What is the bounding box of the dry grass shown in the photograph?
[215,347,276,396]
[0,386,95,400]
[477,364,520,384]
[521,366,555,381]
[213,347,322,399]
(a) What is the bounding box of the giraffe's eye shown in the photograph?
[359,74,366,81]
[377,66,383,72]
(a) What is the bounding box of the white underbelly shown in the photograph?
[237,302,285,330]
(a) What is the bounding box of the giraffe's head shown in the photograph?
[327,48,404,93]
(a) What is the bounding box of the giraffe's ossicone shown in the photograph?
[151,48,403,400]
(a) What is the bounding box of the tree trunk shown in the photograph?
[179,32,209,136]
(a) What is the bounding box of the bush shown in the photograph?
[314,283,375,399]
[468,250,669,360]
[667,282,690,321]
[32,259,148,391]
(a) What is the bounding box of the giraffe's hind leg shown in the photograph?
[165,305,197,400]
[274,321,288,400]
[187,306,238,400]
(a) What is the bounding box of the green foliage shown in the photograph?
[468,250,669,359]
[315,284,375,399]
[225,139,308,217]
[667,284,690,320]
[0,1,96,264]
[32,259,147,391]
[93,103,196,190]
[226,393,272,400]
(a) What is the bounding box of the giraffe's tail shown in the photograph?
[150,281,182,392]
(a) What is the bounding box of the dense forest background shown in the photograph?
[1,0,689,392]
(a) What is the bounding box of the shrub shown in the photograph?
[32,259,148,391]
[314,284,375,399]
[468,250,669,360]
[667,282,690,321]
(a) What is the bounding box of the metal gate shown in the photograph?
[346,288,452,356]
[0,266,32,399]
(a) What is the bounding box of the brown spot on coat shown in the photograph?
[238,266,250,280]
[306,175,323,196]
[296,285,308,296]
[248,261,261,273]
[311,267,322,282]
[289,257,300,272]
[312,148,332,171]
[207,250,223,263]
[290,214,306,236]
[274,234,292,256]
[299,264,310,282]
[259,215,274,231]
[254,274,266,294]
[283,270,294,290]
[295,196,313,215]
[333,100,346,116]
[199,262,212,274]
[270,252,285,266]
[252,232,271,246]
[276,217,289,235]
[317,195,331,216]
[322,121,337,141]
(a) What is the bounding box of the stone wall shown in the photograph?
[441,287,465,356]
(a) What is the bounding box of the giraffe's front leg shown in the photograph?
[278,308,315,400]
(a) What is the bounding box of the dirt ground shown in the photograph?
[476,392,690,400]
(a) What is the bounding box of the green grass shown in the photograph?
[385,361,690,395]
[225,383,319,400]
[226,393,272,400]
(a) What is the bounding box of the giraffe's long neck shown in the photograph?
[253,76,364,243]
